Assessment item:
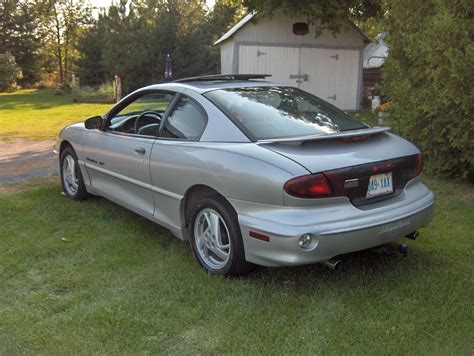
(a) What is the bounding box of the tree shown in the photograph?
[203,0,245,73]
[74,0,244,93]
[36,0,91,85]
[0,0,42,85]
[99,0,152,92]
[0,51,22,91]
[382,0,474,180]
[75,15,107,86]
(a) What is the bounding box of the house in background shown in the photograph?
[215,12,370,111]
[363,32,388,93]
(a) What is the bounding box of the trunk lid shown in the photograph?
[260,131,421,206]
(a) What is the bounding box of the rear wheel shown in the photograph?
[60,147,90,200]
[189,196,254,276]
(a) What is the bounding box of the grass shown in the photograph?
[0,176,472,354]
[0,90,112,140]
[0,89,472,353]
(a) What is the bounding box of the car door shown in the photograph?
[149,94,208,226]
[83,91,175,215]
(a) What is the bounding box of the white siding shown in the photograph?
[218,12,365,109]
[220,40,234,74]
[334,49,360,109]
[233,13,364,47]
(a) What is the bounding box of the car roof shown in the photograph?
[139,80,278,95]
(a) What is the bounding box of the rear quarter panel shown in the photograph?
[149,141,309,229]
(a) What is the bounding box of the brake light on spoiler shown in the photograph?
[284,154,423,206]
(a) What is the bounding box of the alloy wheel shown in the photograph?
[194,208,231,269]
[62,155,79,195]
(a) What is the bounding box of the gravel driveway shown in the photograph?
[0,140,57,185]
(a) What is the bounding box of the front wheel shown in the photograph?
[189,196,255,276]
[60,147,90,200]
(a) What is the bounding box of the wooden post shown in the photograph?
[114,75,122,102]
[378,111,385,126]
[164,54,172,81]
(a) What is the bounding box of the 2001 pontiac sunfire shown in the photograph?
[55,74,435,276]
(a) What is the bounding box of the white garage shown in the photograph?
[215,12,370,111]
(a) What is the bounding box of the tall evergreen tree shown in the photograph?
[0,0,42,85]
[74,0,244,93]
[75,14,107,86]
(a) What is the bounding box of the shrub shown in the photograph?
[71,83,115,103]
[0,52,23,92]
[383,0,474,181]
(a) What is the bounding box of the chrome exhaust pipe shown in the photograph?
[405,231,419,240]
[320,258,342,271]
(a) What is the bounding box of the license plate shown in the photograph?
[366,172,393,198]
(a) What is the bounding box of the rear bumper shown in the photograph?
[234,179,435,267]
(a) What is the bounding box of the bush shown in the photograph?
[383,0,474,181]
[0,52,23,92]
[71,83,115,103]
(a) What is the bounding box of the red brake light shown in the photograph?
[284,173,334,198]
[413,154,424,177]
[339,135,369,143]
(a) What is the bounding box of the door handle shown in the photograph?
[135,147,146,154]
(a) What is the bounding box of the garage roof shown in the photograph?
[214,11,256,45]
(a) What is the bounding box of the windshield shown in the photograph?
[204,86,368,140]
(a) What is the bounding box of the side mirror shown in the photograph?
[84,116,103,130]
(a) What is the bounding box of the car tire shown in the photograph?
[189,195,255,276]
[60,146,90,200]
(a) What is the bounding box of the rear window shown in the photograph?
[204,86,367,140]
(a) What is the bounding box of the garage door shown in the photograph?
[238,45,360,110]
[239,45,299,87]
[300,48,360,110]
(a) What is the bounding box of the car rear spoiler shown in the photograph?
[256,127,391,145]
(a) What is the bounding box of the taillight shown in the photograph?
[284,173,334,198]
[412,154,424,178]
[338,135,369,143]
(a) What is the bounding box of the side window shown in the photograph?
[108,92,174,136]
[160,96,207,140]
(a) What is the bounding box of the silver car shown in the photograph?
[54,74,435,276]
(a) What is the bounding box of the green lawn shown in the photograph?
[0,89,472,353]
[0,177,472,354]
[0,90,111,140]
